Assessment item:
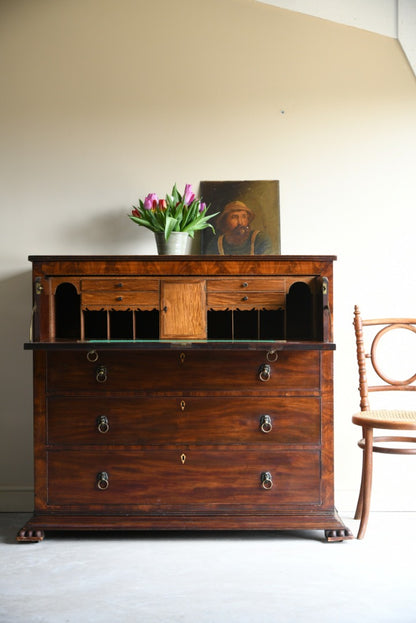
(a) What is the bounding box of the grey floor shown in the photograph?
[1,511,415,623]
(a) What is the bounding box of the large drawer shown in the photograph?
[46,350,321,393]
[47,396,321,445]
[46,448,321,507]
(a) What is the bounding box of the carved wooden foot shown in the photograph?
[16,528,45,543]
[325,528,354,542]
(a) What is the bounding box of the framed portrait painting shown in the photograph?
[199,180,280,255]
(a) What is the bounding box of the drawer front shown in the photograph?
[207,292,285,309]
[47,449,321,507]
[81,278,159,291]
[207,278,285,292]
[46,351,320,393]
[47,396,321,445]
[81,291,159,308]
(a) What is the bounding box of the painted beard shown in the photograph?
[224,225,250,246]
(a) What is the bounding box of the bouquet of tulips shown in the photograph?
[129,183,218,240]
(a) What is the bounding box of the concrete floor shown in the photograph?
[1,511,415,623]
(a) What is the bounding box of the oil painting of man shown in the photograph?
[200,180,280,255]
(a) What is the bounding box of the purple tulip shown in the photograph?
[183,184,195,206]
[144,193,158,210]
[199,202,206,213]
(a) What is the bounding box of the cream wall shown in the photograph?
[0,0,415,512]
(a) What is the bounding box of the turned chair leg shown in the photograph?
[356,427,374,540]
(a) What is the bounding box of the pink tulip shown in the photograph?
[183,184,195,206]
[144,193,158,210]
[199,202,206,213]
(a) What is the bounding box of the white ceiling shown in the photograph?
[256,0,416,75]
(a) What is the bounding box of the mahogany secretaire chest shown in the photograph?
[18,255,352,542]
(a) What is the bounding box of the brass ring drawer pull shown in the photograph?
[97,471,109,490]
[258,363,271,382]
[97,415,110,434]
[260,415,273,433]
[87,350,99,363]
[261,471,273,490]
[266,350,278,363]
[96,366,108,383]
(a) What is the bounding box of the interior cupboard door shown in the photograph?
[160,280,206,339]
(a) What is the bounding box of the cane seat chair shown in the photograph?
[352,305,416,539]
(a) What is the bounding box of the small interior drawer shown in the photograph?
[207,278,285,292]
[81,291,159,308]
[81,278,159,291]
[207,291,285,310]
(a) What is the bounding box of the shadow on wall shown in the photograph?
[62,207,158,254]
[0,271,34,498]
[62,205,205,255]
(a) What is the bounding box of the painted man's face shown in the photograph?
[223,210,251,244]
[226,210,249,229]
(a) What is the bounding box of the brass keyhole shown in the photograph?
[180,400,186,411]
[180,453,186,464]
[179,352,186,364]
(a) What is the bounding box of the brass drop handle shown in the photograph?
[258,363,271,382]
[261,471,273,490]
[260,415,273,433]
[96,366,108,383]
[97,471,109,490]
[97,415,110,434]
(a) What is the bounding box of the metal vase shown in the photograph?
[154,232,192,255]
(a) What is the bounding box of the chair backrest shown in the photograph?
[354,305,416,411]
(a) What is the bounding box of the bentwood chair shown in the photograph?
[352,306,416,539]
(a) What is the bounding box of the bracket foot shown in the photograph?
[16,528,45,543]
[325,528,354,542]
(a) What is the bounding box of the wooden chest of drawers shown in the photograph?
[18,255,352,542]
